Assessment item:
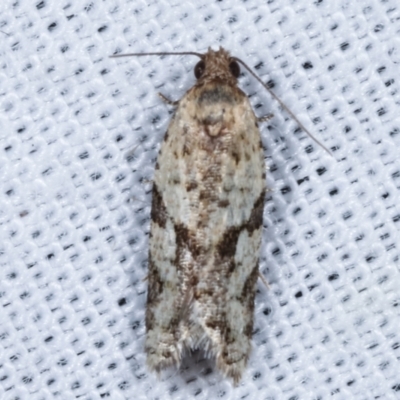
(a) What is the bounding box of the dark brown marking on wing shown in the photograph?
[205,312,228,334]
[218,199,230,208]
[231,150,240,164]
[186,181,198,191]
[217,226,242,260]
[240,266,258,337]
[246,190,265,234]
[174,223,201,265]
[216,190,265,270]
[145,256,163,331]
[150,184,168,228]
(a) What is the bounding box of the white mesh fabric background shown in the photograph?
[1,0,400,399]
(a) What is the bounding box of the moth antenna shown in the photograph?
[110,51,203,59]
[233,57,332,156]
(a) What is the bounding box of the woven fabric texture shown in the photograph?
[1,0,400,399]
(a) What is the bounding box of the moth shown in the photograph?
[111,47,328,384]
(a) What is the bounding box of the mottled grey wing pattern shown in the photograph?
[144,47,266,384]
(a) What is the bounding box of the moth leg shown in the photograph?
[257,113,274,123]
[158,92,179,106]
[258,271,270,289]
[125,143,140,160]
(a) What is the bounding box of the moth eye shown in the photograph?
[194,60,205,79]
[229,60,240,78]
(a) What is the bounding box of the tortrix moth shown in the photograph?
[111,47,328,385]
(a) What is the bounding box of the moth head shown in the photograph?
[194,58,240,80]
[192,47,242,84]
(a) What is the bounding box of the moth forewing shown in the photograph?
[142,48,265,385]
[110,46,326,384]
